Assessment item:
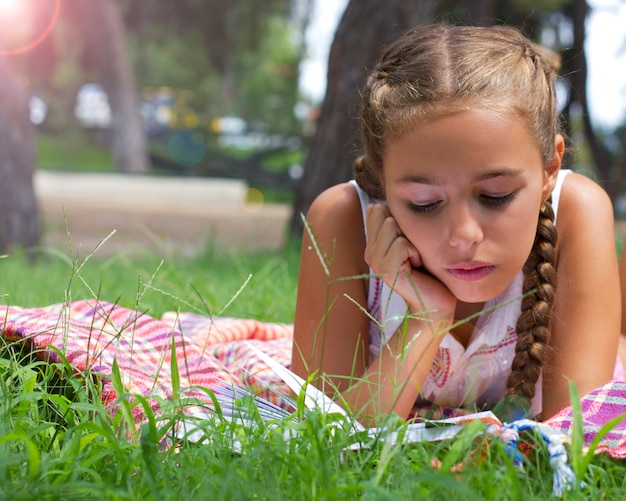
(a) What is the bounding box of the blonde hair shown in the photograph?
[354,24,561,417]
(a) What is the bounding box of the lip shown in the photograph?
[446,262,495,281]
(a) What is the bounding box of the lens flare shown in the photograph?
[0,0,61,56]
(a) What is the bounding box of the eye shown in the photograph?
[408,200,443,213]
[480,190,519,208]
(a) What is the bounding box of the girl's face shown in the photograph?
[382,109,561,304]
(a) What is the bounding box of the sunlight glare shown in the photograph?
[0,0,60,55]
[0,0,21,16]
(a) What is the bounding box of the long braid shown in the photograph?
[503,198,558,415]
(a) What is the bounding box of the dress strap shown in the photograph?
[551,169,571,223]
[349,180,383,243]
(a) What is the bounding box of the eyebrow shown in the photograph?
[395,168,525,185]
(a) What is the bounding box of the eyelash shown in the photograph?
[480,191,519,207]
[408,191,519,213]
[408,201,441,213]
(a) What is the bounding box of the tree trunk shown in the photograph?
[0,56,40,252]
[101,0,149,174]
[82,0,149,174]
[289,0,435,238]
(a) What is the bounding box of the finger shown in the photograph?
[385,234,418,275]
[365,203,392,241]
[365,214,403,269]
[369,209,421,269]
[368,230,414,281]
[408,248,422,269]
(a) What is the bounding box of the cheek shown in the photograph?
[393,215,440,259]
[493,211,539,271]
[517,223,540,261]
[510,202,541,238]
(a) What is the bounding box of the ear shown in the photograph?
[541,134,565,202]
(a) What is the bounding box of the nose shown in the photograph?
[447,204,484,249]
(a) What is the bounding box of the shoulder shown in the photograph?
[302,182,368,276]
[556,172,614,240]
[306,182,362,220]
[304,182,365,238]
[553,171,618,291]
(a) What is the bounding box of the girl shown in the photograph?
[291,24,621,423]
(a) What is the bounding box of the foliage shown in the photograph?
[126,30,221,127]
[10,1,305,160]
[123,1,302,136]
[236,15,302,136]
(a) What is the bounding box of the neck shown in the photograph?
[455,301,485,324]
[451,301,485,348]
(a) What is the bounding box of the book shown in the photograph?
[176,345,503,450]
[251,344,502,443]
[176,343,503,446]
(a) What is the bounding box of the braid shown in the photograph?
[504,198,558,411]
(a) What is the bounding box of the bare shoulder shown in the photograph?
[306,182,363,226]
[304,183,367,273]
[556,172,614,241]
[303,182,366,257]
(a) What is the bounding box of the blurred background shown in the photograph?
[0,0,625,256]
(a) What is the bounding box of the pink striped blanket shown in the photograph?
[1,299,625,458]
[1,300,293,416]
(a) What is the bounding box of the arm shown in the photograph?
[619,239,626,367]
[291,184,455,422]
[291,183,372,395]
[619,239,626,336]
[542,173,621,418]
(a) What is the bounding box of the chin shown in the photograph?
[451,284,506,304]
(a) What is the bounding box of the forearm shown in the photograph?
[339,315,451,423]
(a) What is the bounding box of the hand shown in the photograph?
[364,204,456,323]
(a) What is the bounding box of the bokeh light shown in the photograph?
[167,129,207,169]
[241,188,265,213]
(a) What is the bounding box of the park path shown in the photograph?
[34,171,292,258]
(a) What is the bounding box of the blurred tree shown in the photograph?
[8,1,149,174]
[0,56,40,252]
[564,0,624,200]
[123,0,301,136]
[65,0,149,174]
[289,0,436,237]
[13,0,307,174]
[237,15,301,135]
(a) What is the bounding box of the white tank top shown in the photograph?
[351,169,571,415]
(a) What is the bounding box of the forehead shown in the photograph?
[385,102,533,140]
[382,109,543,177]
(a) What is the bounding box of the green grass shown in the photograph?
[37,131,115,173]
[1,241,626,499]
[1,241,299,323]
